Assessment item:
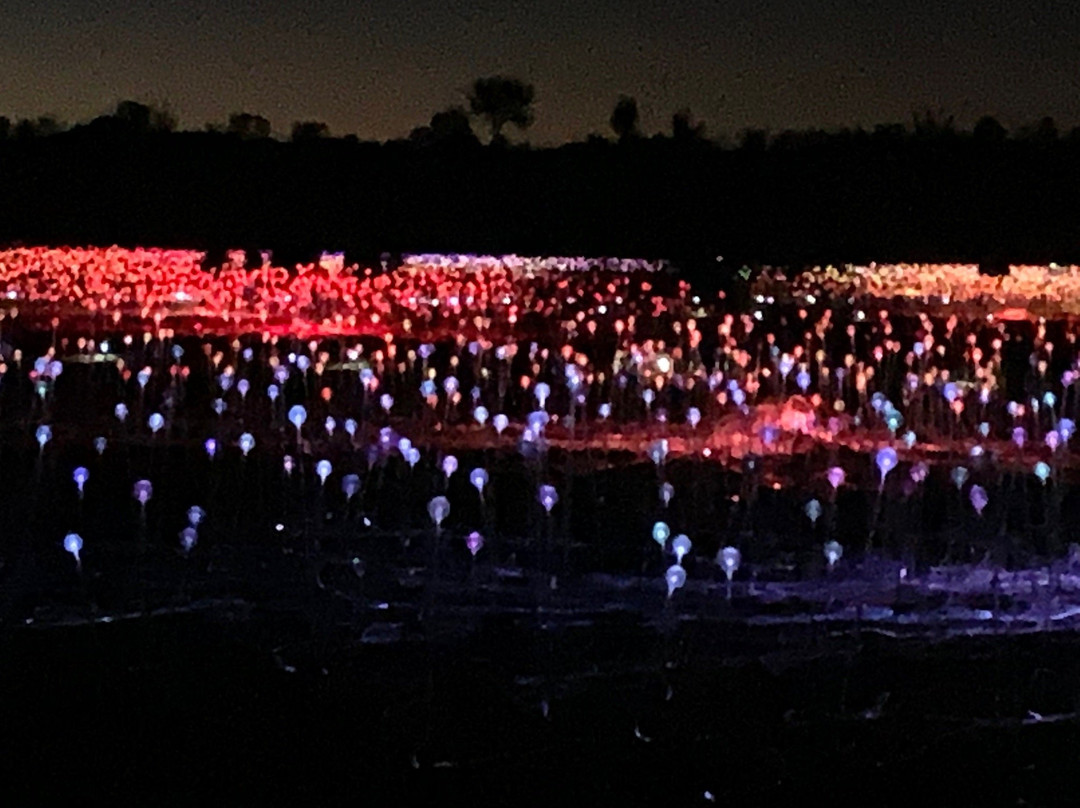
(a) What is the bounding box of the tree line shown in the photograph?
[1,76,1078,271]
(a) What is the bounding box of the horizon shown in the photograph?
[1,102,1072,145]
[1,0,1078,145]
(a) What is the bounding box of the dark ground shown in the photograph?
[4,587,1080,806]
[3,428,1080,805]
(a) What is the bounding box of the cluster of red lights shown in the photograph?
[0,246,682,338]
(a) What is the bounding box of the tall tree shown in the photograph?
[610,95,640,142]
[467,76,535,142]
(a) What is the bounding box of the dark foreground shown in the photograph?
[4,557,1080,807]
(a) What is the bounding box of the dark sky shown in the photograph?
[2,0,1078,144]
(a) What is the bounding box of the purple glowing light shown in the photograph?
[539,484,559,514]
[665,564,687,598]
[466,531,484,557]
[133,479,153,505]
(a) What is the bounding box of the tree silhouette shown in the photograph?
[291,121,330,142]
[973,115,1007,144]
[150,104,178,133]
[13,116,63,139]
[610,96,640,142]
[1018,116,1058,143]
[411,106,478,146]
[672,108,706,141]
[467,76,535,142]
[228,112,272,140]
[116,101,151,131]
[430,106,475,141]
[912,108,955,139]
[738,128,768,152]
[115,100,177,133]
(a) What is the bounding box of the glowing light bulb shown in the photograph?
[538,484,558,514]
[672,534,692,564]
[718,546,741,581]
[875,447,898,485]
[342,473,361,500]
[73,466,89,497]
[969,484,988,516]
[316,459,332,486]
[63,533,83,568]
[527,410,550,435]
[1060,418,1076,442]
[470,467,489,497]
[440,454,458,478]
[179,527,197,554]
[284,402,306,429]
[187,505,206,527]
[428,495,450,527]
[466,531,484,557]
[652,521,670,548]
[534,382,550,410]
[665,564,686,598]
[687,407,701,428]
[133,479,153,505]
[1035,461,1051,484]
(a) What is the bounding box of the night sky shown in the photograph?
[2,0,1078,144]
